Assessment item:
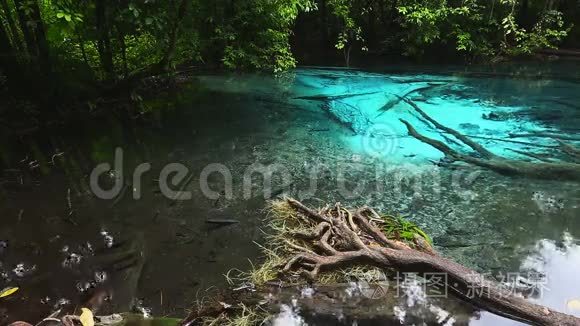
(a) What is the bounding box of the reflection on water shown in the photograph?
[0,63,579,323]
[269,235,580,325]
[473,234,580,325]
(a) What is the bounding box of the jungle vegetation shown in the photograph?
[0,0,578,107]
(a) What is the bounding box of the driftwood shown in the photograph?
[400,98,580,181]
[185,199,580,326]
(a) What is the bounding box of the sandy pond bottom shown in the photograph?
[1,65,580,324]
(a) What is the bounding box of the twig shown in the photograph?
[466,135,557,149]
[50,151,65,165]
[205,219,240,226]
[67,188,74,217]
[509,132,580,142]
[507,149,553,163]
[66,188,78,226]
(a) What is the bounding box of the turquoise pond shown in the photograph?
[1,64,580,324]
[200,66,577,163]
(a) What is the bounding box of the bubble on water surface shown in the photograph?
[53,298,70,310]
[100,230,114,248]
[94,270,108,283]
[62,253,82,268]
[13,263,36,277]
[272,304,306,326]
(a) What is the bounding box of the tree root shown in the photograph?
[277,199,580,326]
[399,99,580,182]
[183,199,580,325]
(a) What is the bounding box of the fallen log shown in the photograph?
[185,199,580,326]
[400,99,580,182]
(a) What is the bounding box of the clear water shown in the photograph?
[1,63,579,324]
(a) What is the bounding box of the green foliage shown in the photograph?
[396,0,570,59]
[42,0,314,75]
[381,214,432,246]
[327,0,367,65]
[501,9,570,56]
[0,0,576,101]
[396,0,491,58]
[210,0,315,72]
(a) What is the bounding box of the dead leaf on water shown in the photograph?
[79,308,94,326]
[0,287,19,299]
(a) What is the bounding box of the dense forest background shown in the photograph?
[0,0,579,111]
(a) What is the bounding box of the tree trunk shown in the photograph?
[518,0,531,28]
[0,17,18,79]
[13,0,37,59]
[158,0,189,71]
[96,0,114,79]
[27,0,51,75]
[0,0,22,52]
[344,44,352,67]
[115,25,128,78]
[320,0,329,48]
[76,30,89,66]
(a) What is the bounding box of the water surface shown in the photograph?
[1,63,579,324]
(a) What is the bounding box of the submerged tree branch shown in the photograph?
[400,100,580,182]
[402,98,496,159]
